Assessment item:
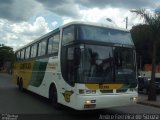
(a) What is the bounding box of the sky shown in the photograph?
[0,0,160,50]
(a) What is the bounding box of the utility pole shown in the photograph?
[126,17,128,29]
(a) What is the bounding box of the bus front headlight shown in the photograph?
[85,100,96,104]
[130,97,137,102]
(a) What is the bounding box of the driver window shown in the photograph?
[66,46,81,85]
[67,47,76,86]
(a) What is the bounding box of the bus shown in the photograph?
[13,21,138,110]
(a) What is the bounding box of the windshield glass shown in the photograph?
[113,47,136,83]
[78,25,133,45]
[82,45,114,83]
[78,44,136,84]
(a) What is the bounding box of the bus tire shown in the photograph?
[50,85,61,109]
[17,77,19,86]
[18,78,23,91]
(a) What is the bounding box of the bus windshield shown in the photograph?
[61,25,136,85]
[79,45,136,84]
[78,25,133,45]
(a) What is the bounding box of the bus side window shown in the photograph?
[66,46,81,86]
[16,51,20,61]
[31,44,38,58]
[62,26,74,45]
[67,47,75,85]
[25,47,30,59]
[38,40,47,56]
[48,32,60,55]
[20,49,25,60]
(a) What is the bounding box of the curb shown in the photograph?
[137,101,160,108]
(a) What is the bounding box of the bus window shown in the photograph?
[20,49,25,60]
[31,44,37,58]
[113,47,136,84]
[16,51,20,61]
[82,45,114,83]
[48,33,60,54]
[67,47,74,83]
[78,25,133,45]
[25,47,30,59]
[62,26,75,45]
[38,40,47,56]
[61,45,82,86]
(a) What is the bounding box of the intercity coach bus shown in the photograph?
[13,21,138,110]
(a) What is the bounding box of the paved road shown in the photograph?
[0,73,160,120]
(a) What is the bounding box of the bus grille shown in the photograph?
[116,89,128,93]
[100,90,113,93]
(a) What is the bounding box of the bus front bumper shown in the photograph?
[74,93,138,110]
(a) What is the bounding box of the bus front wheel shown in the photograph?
[50,85,61,109]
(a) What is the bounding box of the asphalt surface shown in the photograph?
[0,73,160,120]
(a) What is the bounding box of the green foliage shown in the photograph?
[131,8,160,101]
[131,9,160,37]
[131,9,160,68]
[0,45,15,68]
[131,24,160,68]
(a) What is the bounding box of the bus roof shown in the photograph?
[15,28,59,52]
[15,21,130,52]
[61,21,129,32]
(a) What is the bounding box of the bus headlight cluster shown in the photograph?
[130,97,137,102]
[84,100,96,108]
[85,100,96,104]
[79,89,96,94]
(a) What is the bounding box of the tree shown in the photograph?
[0,45,15,73]
[131,25,152,69]
[131,9,160,101]
[131,25,160,70]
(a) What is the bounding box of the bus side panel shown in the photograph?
[13,60,34,88]
[13,62,20,84]
[27,57,62,98]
